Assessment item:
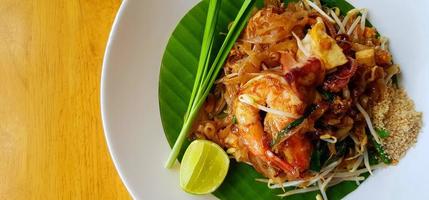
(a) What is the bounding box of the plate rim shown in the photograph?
[100,0,136,199]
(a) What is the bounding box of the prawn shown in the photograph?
[234,73,307,179]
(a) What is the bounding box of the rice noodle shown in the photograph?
[243,74,288,88]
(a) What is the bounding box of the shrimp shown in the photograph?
[234,73,308,179]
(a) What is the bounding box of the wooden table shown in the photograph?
[0,0,130,199]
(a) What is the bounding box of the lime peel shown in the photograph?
[180,140,230,194]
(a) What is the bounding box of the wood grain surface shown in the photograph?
[0,0,130,199]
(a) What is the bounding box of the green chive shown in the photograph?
[376,128,390,138]
[272,117,304,146]
[309,141,323,172]
[184,0,220,121]
[165,0,255,168]
[194,0,256,107]
[319,88,334,102]
[232,115,237,124]
[271,104,317,146]
[370,136,391,164]
[165,0,220,168]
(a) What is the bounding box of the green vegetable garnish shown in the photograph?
[184,0,220,122]
[376,128,390,138]
[309,141,327,172]
[271,104,316,146]
[368,149,380,165]
[319,88,334,102]
[232,115,237,124]
[370,136,391,164]
[165,0,255,168]
[271,117,305,146]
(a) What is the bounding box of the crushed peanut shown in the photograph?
[371,86,422,161]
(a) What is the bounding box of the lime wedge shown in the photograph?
[180,140,230,194]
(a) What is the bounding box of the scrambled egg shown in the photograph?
[298,18,347,69]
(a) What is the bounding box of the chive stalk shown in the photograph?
[370,136,391,164]
[184,0,220,121]
[271,104,317,147]
[165,0,255,168]
[192,0,255,110]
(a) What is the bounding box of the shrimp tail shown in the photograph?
[265,150,299,178]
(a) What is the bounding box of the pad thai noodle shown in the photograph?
[191,0,422,198]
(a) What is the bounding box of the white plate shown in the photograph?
[101,0,429,199]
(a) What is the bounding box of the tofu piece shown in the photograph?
[297,18,348,69]
[356,48,375,66]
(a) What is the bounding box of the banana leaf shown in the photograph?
[159,0,365,199]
